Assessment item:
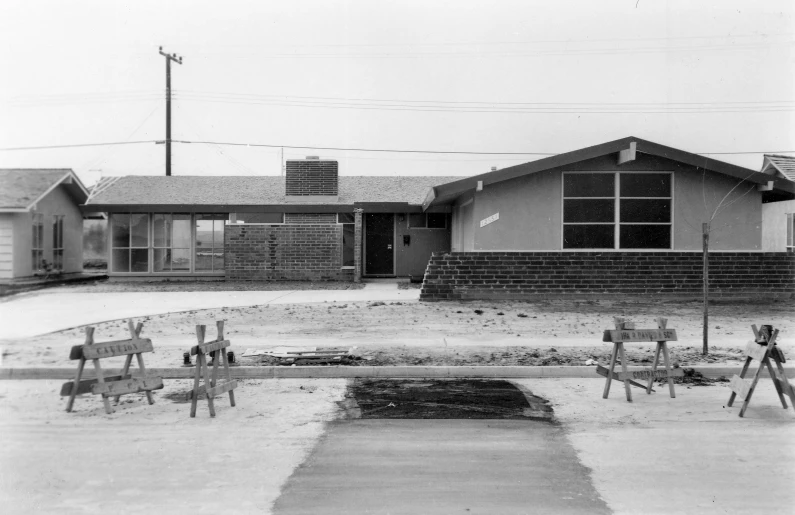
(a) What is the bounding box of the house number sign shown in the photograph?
[480,213,499,227]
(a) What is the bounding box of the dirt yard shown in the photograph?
[3,297,792,370]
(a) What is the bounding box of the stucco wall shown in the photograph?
[761,200,795,251]
[460,153,763,251]
[7,186,83,278]
[394,214,451,278]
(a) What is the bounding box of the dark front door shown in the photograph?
[365,214,394,276]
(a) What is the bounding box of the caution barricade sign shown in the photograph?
[63,319,163,414]
[728,325,794,417]
[600,316,682,402]
[189,321,238,418]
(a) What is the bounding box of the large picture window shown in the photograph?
[195,214,225,272]
[153,214,192,272]
[563,172,672,249]
[111,214,150,272]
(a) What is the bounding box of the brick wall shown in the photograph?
[226,224,350,281]
[284,213,337,224]
[420,252,795,300]
[285,160,338,196]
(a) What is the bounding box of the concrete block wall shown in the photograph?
[226,224,350,281]
[420,252,795,300]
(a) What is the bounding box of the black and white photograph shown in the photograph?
[0,1,793,513]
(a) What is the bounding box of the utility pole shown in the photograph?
[159,46,183,176]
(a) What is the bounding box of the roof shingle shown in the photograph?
[0,169,73,209]
[85,175,461,206]
[764,155,795,182]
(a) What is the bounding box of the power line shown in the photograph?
[0,141,156,151]
[2,139,793,156]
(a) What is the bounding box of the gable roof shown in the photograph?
[423,136,795,208]
[82,175,461,212]
[761,154,795,182]
[0,169,89,211]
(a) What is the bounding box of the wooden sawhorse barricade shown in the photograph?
[728,324,794,417]
[601,317,684,402]
[189,322,237,418]
[63,320,163,414]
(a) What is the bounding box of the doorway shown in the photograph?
[364,213,394,276]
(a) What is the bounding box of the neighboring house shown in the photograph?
[419,137,795,300]
[760,154,795,253]
[0,169,89,280]
[81,158,456,281]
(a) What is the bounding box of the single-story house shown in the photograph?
[760,154,795,253]
[0,169,89,280]
[419,137,795,300]
[82,158,456,281]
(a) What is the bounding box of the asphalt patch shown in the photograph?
[349,379,553,420]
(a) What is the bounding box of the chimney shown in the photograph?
[285,157,338,196]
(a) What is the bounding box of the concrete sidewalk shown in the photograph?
[0,287,420,339]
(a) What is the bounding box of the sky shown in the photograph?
[0,0,793,186]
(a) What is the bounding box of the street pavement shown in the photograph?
[273,419,609,515]
[0,285,419,339]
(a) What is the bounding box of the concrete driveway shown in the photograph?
[0,287,420,339]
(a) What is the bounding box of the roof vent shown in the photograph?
[306,156,320,160]
[491,166,498,172]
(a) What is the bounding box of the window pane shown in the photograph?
[427,213,446,228]
[153,248,169,272]
[196,219,213,250]
[171,248,191,271]
[342,224,354,266]
[112,249,130,272]
[173,215,191,248]
[52,217,58,248]
[563,173,614,197]
[195,250,213,271]
[620,199,671,223]
[563,225,614,248]
[131,249,149,272]
[563,199,614,223]
[130,214,149,247]
[236,212,284,223]
[153,214,171,247]
[620,173,670,197]
[211,252,224,271]
[213,220,224,252]
[620,225,671,249]
[338,213,355,224]
[408,214,426,228]
[111,214,130,247]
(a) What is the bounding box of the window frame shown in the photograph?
[110,213,151,273]
[52,215,64,271]
[561,171,674,250]
[408,213,448,229]
[31,213,44,272]
[152,213,193,273]
[194,214,226,273]
[338,212,355,269]
[787,213,794,254]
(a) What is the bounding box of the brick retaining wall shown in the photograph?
[226,224,351,281]
[420,252,795,301]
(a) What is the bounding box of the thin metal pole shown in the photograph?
[702,222,709,355]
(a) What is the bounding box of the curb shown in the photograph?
[1,365,792,381]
